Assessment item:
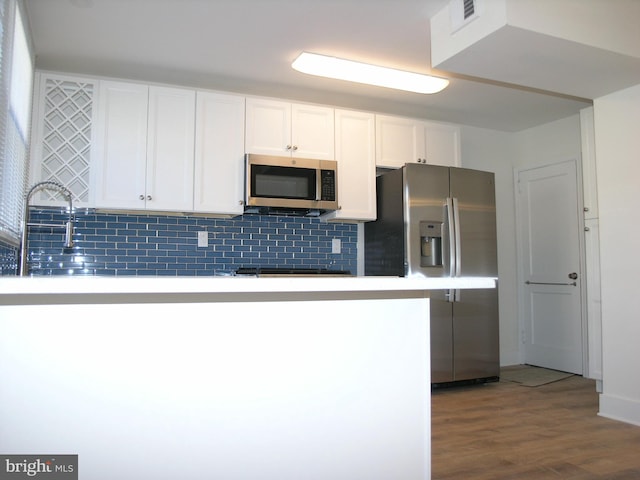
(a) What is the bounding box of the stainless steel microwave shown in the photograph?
[245,154,338,212]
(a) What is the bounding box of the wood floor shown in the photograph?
[432,374,640,479]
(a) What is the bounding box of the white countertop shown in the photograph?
[0,275,497,296]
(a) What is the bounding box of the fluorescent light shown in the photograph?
[291,52,449,94]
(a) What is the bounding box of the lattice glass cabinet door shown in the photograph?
[30,73,98,207]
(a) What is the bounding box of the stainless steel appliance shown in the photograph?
[364,164,499,385]
[234,267,352,277]
[245,154,338,214]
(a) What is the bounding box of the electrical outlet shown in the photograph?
[197,231,208,248]
[332,238,341,254]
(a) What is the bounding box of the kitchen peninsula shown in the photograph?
[0,276,495,480]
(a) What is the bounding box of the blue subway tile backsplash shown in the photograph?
[23,209,358,276]
[0,240,18,276]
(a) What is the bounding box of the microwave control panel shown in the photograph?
[320,170,336,201]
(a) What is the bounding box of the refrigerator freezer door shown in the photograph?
[430,298,454,383]
[404,163,451,277]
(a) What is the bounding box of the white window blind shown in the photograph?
[0,0,32,245]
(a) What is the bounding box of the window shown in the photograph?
[0,0,33,245]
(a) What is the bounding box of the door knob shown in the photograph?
[568,272,578,280]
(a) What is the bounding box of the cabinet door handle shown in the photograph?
[139,195,144,200]
[147,195,152,201]
[292,145,298,151]
[286,145,292,151]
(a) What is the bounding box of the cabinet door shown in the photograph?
[194,92,245,215]
[146,86,195,212]
[245,97,291,155]
[29,73,98,207]
[375,114,425,168]
[423,122,460,167]
[95,81,148,210]
[584,217,602,381]
[325,109,376,222]
[291,103,335,160]
[580,107,598,219]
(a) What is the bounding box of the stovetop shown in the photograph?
[234,267,352,277]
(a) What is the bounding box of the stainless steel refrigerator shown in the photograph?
[364,163,499,385]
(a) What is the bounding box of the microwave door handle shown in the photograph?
[315,171,321,202]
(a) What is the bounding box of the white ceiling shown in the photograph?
[24,0,593,132]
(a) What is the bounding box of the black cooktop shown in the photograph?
[235,267,352,277]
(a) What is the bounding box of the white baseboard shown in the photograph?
[599,393,640,427]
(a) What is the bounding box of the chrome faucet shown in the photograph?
[19,181,75,276]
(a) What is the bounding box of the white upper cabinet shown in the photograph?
[245,98,290,156]
[375,114,460,168]
[423,121,461,168]
[95,82,195,211]
[146,86,196,212]
[245,97,335,160]
[95,81,148,210]
[290,103,335,160]
[194,91,246,216]
[323,109,376,222]
[31,72,466,220]
[580,107,598,219]
[29,73,99,208]
[375,115,424,169]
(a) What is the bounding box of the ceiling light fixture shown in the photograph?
[291,52,449,94]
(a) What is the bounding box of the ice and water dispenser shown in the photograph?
[420,221,443,267]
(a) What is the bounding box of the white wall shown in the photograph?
[593,83,640,426]
[512,115,582,168]
[461,115,583,367]
[460,125,519,365]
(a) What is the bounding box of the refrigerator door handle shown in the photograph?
[452,197,462,277]
[445,288,455,303]
[446,197,456,277]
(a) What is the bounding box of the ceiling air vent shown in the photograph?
[450,0,481,33]
[463,0,475,19]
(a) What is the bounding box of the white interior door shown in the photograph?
[516,160,584,374]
